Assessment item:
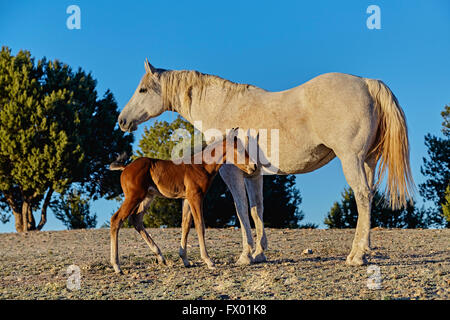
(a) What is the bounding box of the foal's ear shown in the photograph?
[225,127,239,140]
[144,58,156,75]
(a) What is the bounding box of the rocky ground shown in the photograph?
[0,228,448,300]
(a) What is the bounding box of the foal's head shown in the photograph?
[226,133,258,175]
[203,128,257,175]
[119,59,164,132]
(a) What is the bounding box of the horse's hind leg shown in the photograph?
[339,154,373,266]
[179,199,193,267]
[129,196,166,265]
[245,174,267,263]
[362,153,378,251]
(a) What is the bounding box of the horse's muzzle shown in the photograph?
[119,118,136,132]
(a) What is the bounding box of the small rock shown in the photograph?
[302,249,313,255]
[284,276,298,285]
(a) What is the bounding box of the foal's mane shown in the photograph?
[158,70,258,116]
[173,128,242,164]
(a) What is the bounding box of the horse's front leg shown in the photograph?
[219,165,254,265]
[179,199,193,267]
[245,173,267,263]
[187,194,215,269]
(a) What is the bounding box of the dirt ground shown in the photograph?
[0,228,448,300]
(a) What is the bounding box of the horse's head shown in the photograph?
[118,59,164,132]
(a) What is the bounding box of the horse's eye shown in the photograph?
[139,87,147,93]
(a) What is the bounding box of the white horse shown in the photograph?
[118,60,414,266]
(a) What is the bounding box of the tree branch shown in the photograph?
[36,188,54,231]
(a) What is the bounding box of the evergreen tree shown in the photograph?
[441,185,450,225]
[53,188,96,229]
[262,175,304,228]
[0,47,133,231]
[324,189,358,228]
[142,198,182,228]
[419,104,450,227]
[324,187,429,229]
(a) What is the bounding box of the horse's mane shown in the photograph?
[158,70,257,116]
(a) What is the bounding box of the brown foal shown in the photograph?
[109,129,256,274]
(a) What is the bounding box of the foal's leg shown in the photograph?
[244,174,268,263]
[179,199,193,267]
[220,165,254,265]
[110,198,140,274]
[187,195,215,269]
[339,155,373,266]
[129,196,166,265]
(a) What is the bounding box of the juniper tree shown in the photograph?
[0,47,133,231]
[419,104,450,227]
[442,185,450,224]
[53,188,97,229]
[261,175,304,228]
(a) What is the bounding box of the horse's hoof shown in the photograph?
[236,254,253,266]
[252,252,267,263]
[345,254,367,266]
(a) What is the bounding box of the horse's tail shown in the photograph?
[109,152,129,171]
[364,78,415,209]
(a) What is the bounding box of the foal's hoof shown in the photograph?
[157,256,167,265]
[112,265,123,275]
[182,260,193,268]
[180,255,192,267]
[205,260,216,270]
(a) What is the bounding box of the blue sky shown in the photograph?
[0,0,449,232]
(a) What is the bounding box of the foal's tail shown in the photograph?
[109,152,129,171]
[364,78,415,209]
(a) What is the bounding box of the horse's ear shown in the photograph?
[144,58,156,75]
